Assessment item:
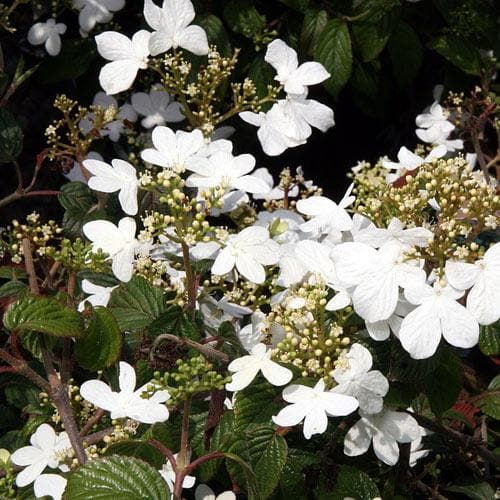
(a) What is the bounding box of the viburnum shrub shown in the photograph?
[0,1,499,499]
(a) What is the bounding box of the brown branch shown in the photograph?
[148,439,177,468]
[79,408,105,437]
[22,238,39,295]
[0,347,50,391]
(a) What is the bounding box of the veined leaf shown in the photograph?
[478,321,500,356]
[0,108,23,163]
[3,295,83,338]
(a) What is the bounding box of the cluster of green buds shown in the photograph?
[354,156,499,267]
[0,212,63,264]
[0,449,15,498]
[269,282,351,380]
[45,237,108,273]
[149,355,229,405]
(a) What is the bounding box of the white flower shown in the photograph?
[272,379,358,439]
[400,281,479,359]
[185,151,270,194]
[65,151,103,184]
[353,217,433,250]
[84,158,139,215]
[331,344,389,414]
[238,311,285,352]
[211,226,279,284]
[144,0,209,56]
[11,424,71,487]
[415,102,462,151]
[33,474,67,500]
[73,0,125,34]
[240,104,303,156]
[331,242,425,323]
[141,126,205,171]
[445,243,500,325]
[96,30,151,95]
[195,484,235,500]
[27,19,66,56]
[80,361,170,423]
[131,89,184,128]
[79,92,138,142]
[344,409,420,466]
[83,217,143,282]
[226,343,292,392]
[265,39,330,95]
[159,454,195,492]
[251,168,299,200]
[365,297,414,341]
[78,279,117,311]
[297,193,353,238]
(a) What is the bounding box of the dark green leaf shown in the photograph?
[479,321,500,356]
[279,0,309,12]
[58,181,94,212]
[223,0,266,38]
[430,36,482,75]
[108,276,167,331]
[315,19,353,97]
[148,305,201,341]
[423,348,462,416]
[5,383,39,410]
[0,280,27,299]
[301,9,328,56]
[37,39,97,84]
[0,108,23,163]
[104,440,166,469]
[445,482,496,500]
[254,432,288,498]
[0,267,27,280]
[319,465,380,500]
[3,295,83,338]
[388,21,423,86]
[279,448,318,498]
[477,374,500,419]
[75,307,122,371]
[247,56,276,99]
[223,452,260,500]
[19,331,57,360]
[198,14,231,56]
[65,456,169,500]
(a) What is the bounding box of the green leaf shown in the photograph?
[315,19,353,97]
[148,305,201,341]
[430,36,482,75]
[37,39,97,84]
[388,21,423,86]
[58,181,94,212]
[75,307,122,371]
[5,383,39,410]
[445,482,496,500]
[254,432,288,498]
[223,452,261,500]
[477,374,500,419]
[319,465,380,500]
[104,440,166,469]
[0,267,27,280]
[63,207,107,238]
[223,0,266,38]
[247,57,276,99]
[423,348,462,416]
[479,321,500,356]
[279,448,318,498]
[198,14,231,56]
[65,456,169,500]
[351,5,400,62]
[0,280,27,299]
[279,0,309,12]
[108,276,167,331]
[300,9,328,56]
[3,296,83,338]
[0,108,23,163]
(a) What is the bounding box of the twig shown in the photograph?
[22,238,39,295]
[0,347,50,391]
[79,409,105,437]
[148,439,177,469]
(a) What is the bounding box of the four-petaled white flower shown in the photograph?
[226,343,292,392]
[78,279,117,311]
[332,344,389,414]
[80,361,170,423]
[28,19,67,56]
[141,125,205,171]
[132,88,184,128]
[73,0,125,34]
[84,158,139,215]
[159,453,195,492]
[186,151,270,194]
[265,39,330,95]
[33,474,67,500]
[331,242,425,323]
[83,217,144,282]
[445,243,500,325]
[344,408,420,466]
[273,379,358,439]
[11,424,71,487]
[195,484,235,500]
[96,30,151,95]
[400,281,479,359]
[211,226,279,284]
[144,0,209,56]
